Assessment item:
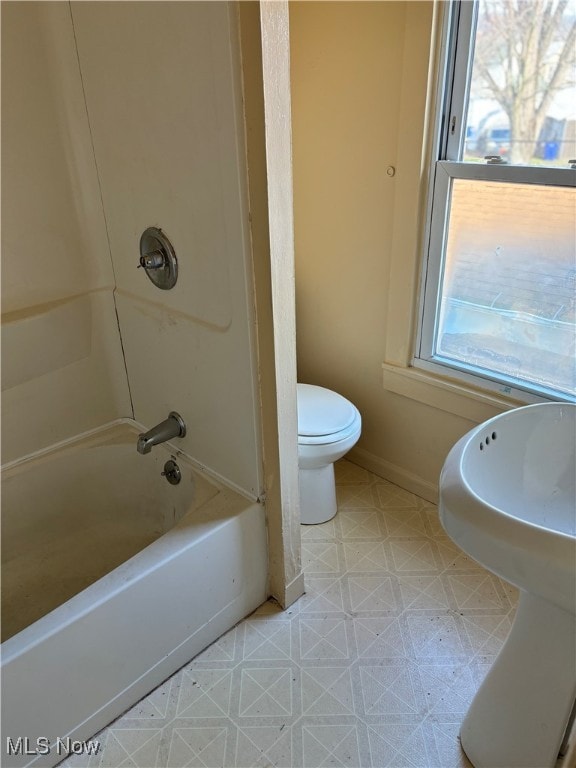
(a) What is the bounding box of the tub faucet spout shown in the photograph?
[137,412,186,454]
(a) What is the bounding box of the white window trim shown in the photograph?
[413,0,576,406]
[416,162,574,405]
[381,0,575,417]
[382,360,516,422]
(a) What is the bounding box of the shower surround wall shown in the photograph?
[1,2,131,462]
[2,2,263,498]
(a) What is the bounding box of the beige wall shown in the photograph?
[291,0,404,398]
[290,1,496,499]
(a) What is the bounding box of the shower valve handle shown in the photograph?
[137,227,178,290]
[138,250,165,270]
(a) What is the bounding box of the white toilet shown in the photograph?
[297,383,362,524]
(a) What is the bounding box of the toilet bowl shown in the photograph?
[297,383,362,524]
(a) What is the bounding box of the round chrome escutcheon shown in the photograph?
[138,227,178,290]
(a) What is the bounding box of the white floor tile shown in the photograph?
[59,461,519,768]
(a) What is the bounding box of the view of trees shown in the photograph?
[469,0,576,164]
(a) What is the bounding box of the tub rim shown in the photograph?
[1,418,234,659]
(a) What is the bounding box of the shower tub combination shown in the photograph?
[1,421,268,768]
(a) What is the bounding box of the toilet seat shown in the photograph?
[297,384,361,445]
[296,383,362,524]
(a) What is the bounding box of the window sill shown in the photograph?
[381,362,522,424]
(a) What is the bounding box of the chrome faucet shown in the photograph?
[137,412,186,454]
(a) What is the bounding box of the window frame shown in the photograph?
[414,0,576,404]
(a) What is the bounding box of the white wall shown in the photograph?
[71,2,263,498]
[2,2,264,500]
[1,2,130,462]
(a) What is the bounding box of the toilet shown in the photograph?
[297,383,362,524]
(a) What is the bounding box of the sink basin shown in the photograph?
[440,402,576,768]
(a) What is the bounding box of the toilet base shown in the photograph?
[299,464,337,524]
[460,590,576,768]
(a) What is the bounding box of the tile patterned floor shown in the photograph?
[60,460,521,768]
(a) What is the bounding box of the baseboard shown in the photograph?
[347,446,438,505]
[282,571,305,609]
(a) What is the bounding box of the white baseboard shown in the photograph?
[282,571,305,609]
[347,446,438,505]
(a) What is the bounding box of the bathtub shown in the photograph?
[1,420,268,768]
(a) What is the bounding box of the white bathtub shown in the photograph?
[1,421,268,768]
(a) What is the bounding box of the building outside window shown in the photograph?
[416,0,576,402]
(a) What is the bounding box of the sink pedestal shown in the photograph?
[461,591,576,768]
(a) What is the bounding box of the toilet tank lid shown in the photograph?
[297,383,357,437]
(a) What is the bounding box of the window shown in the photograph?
[417,0,576,402]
